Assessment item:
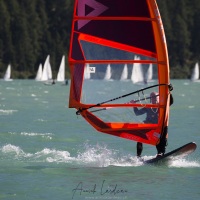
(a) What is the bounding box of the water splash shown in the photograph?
[1,143,199,168]
[0,143,143,166]
[169,158,200,168]
[75,143,143,167]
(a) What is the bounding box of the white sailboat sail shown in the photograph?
[120,64,128,81]
[131,56,144,83]
[35,64,43,81]
[4,64,12,81]
[47,61,52,80]
[41,55,52,81]
[84,64,91,80]
[191,62,199,81]
[56,55,65,82]
[104,64,112,80]
[145,63,153,83]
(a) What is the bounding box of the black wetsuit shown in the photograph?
[134,107,158,124]
[134,107,159,157]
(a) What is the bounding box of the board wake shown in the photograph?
[144,142,197,164]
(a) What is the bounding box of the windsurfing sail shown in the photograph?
[68,0,172,146]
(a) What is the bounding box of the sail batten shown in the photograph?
[69,60,166,65]
[74,16,156,21]
[68,0,170,146]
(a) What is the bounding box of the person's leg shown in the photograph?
[156,138,167,156]
[156,126,168,157]
[137,142,143,157]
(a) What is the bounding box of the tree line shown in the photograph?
[158,0,200,78]
[0,0,199,79]
[0,0,73,79]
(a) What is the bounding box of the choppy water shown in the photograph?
[0,80,199,200]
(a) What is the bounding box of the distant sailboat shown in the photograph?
[84,64,91,80]
[3,64,12,81]
[104,64,112,80]
[191,62,200,82]
[41,55,52,82]
[56,55,65,82]
[120,64,128,81]
[35,64,43,81]
[145,63,153,83]
[47,60,52,81]
[131,57,144,83]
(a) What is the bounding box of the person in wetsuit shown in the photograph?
[132,92,169,158]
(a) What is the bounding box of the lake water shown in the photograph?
[0,79,199,200]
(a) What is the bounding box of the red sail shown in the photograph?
[68,0,170,146]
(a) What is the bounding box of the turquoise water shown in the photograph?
[0,80,199,200]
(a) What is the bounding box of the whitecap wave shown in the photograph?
[36,119,47,122]
[6,87,15,90]
[0,144,70,162]
[42,101,48,104]
[1,144,23,154]
[1,144,32,158]
[38,148,72,163]
[20,132,53,139]
[188,105,195,109]
[0,109,18,115]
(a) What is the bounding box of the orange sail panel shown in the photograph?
[68,0,170,146]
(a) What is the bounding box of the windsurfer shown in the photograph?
[131,92,169,158]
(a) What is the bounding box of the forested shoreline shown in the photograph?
[0,0,199,79]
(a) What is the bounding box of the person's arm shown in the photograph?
[129,100,147,116]
[134,107,147,116]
